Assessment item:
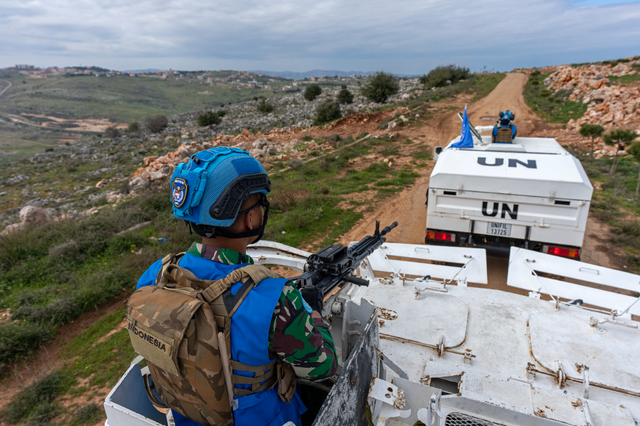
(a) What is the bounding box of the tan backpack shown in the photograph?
[127,253,297,426]
[495,126,513,143]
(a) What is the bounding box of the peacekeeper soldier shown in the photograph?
[492,110,517,143]
[136,147,338,426]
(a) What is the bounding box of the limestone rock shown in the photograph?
[129,176,149,192]
[19,206,52,226]
[235,142,248,150]
[1,223,25,236]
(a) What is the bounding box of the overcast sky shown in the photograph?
[1,0,639,74]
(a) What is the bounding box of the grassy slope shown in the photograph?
[0,70,291,122]
[0,70,290,160]
[523,72,588,123]
[579,152,640,270]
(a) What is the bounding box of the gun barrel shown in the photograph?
[381,221,398,235]
[298,221,398,304]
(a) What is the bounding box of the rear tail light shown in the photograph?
[427,231,456,242]
[543,245,580,259]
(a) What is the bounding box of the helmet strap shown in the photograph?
[190,196,270,243]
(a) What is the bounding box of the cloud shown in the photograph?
[1,0,639,73]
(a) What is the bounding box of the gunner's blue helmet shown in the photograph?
[169,147,270,228]
[499,110,514,125]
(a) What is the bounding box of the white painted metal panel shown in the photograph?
[529,308,640,396]
[364,283,469,348]
[430,191,585,228]
[508,247,640,316]
[431,147,593,200]
[368,243,487,284]
[246,241,311,271]
[459,373,534,415]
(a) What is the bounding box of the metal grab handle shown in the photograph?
[414,247,430,254]
[579,267,600,275]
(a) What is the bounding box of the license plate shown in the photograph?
[487,222,511,236]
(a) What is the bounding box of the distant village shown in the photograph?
[5,65,372,94]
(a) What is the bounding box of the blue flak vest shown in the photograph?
[137,254,307,426]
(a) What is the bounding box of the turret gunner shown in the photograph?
[136,147,338,426]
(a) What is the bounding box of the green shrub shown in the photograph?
[127,121,140,133]
[104,126,121,139]
[0,322,56,370]
[419,65,470,88]
[145,115,168,133]
[304,84,322,101]
[197,111,222,127]
[324,133,340,143]
[3,372,64,424]
[314,101,342,125]
[361,72,399,103]
[70,403,103,426]
[257,98,274,113]
[337,86,354,104]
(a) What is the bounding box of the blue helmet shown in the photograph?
[170,146,271,239]
[499,110,514,125]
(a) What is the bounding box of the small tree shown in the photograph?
[104,126,121,139]
[628,142,640,198]
[579,123,605,157]
[604,129,638,174]
[304,84,322,101]
[257,98,274,113]
[362,72,399,103]
[145,115,168,133]
[314,101,342,125]
[337,86,354,104]
[127,122,140,133]
[420,65,470,88]
[198,111,222,127]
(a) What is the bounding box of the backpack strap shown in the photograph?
[154,252,185,286]
[201,265,283,317]
[142,373,170,409]
[229,360,278,396]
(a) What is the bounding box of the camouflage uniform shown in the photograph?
[185,243,338,382]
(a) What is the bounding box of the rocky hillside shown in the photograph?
[0,79,422,232]
[543,59,640,132]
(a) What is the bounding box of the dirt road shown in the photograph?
[432,72,544,145]
[339,73,618,291]
[0,79,12,98]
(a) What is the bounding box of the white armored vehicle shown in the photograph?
[105,238,640,426]
[426,124,592,259]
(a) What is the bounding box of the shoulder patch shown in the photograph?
[301,296,313,314]
[172,177,188,208]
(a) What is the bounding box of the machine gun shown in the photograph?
[295,221,398,311]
